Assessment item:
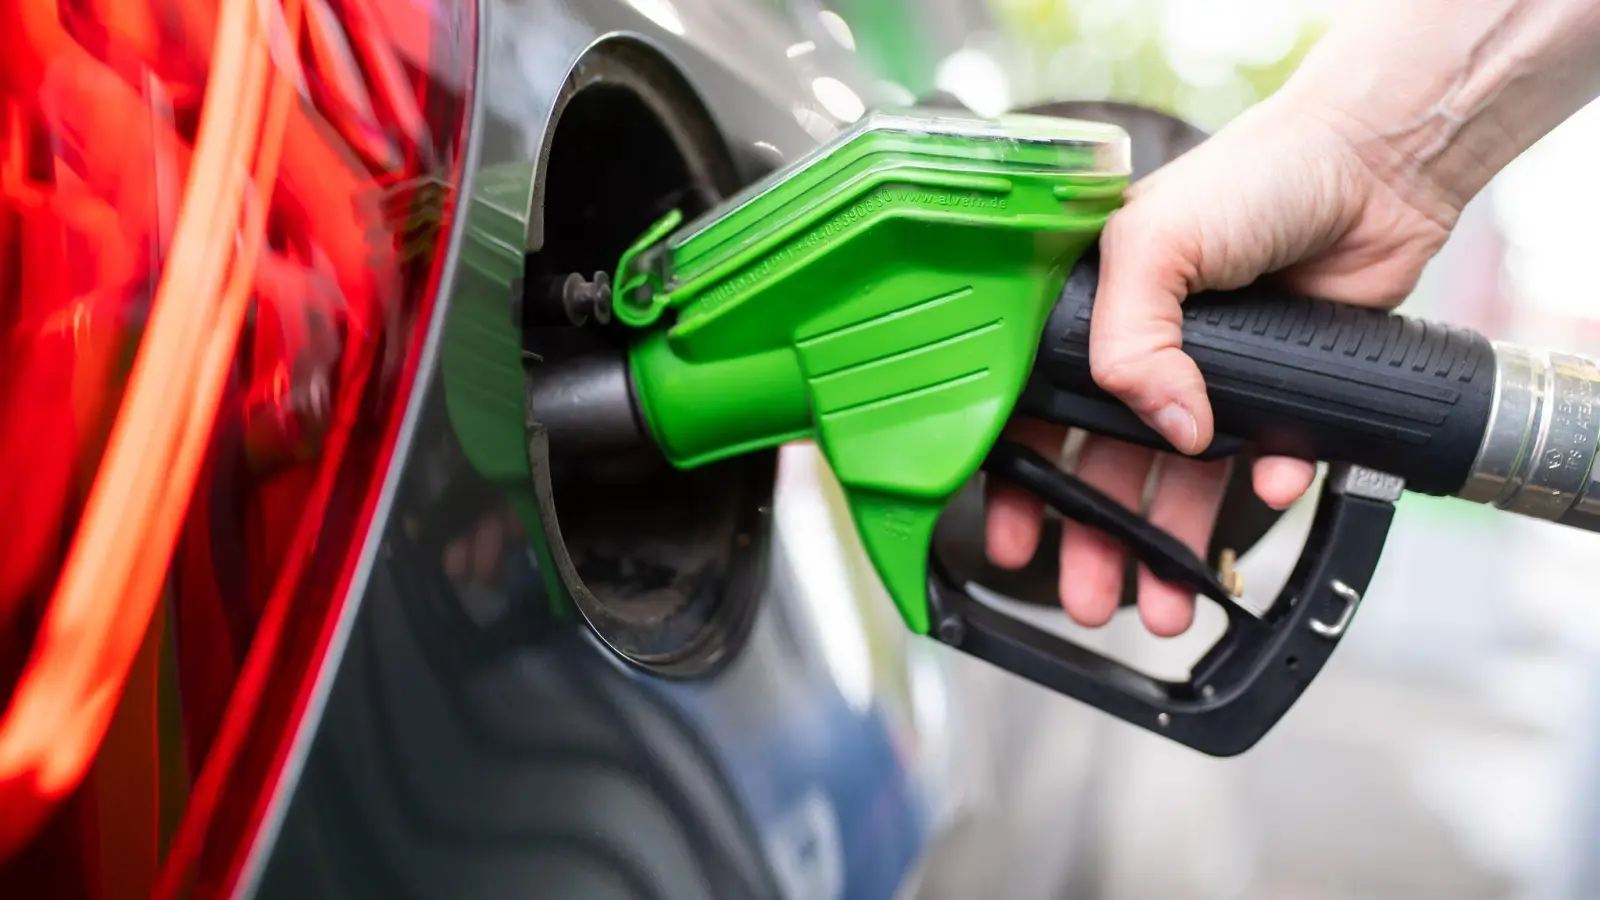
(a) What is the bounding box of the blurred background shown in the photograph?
[789,1,1600,898]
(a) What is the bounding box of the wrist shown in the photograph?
[1275,0,1600,225]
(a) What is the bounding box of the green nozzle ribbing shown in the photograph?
[619,111,1130,634]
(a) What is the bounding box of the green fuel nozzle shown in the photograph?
[586,103,1600,757]
[613,110,1130,635]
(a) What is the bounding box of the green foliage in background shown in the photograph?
[831,0,1329,131]
[987,0,1327,129]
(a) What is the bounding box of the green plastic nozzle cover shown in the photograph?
[613,109,1131,634]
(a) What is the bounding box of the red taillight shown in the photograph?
[0,0,476,896]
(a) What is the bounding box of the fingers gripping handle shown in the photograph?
[925,248,1597,755]
[928,459,1401,757]
[936,247,1501,755]
[1019,249,1499,495]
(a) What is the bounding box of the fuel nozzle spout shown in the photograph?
[526,353,655,461]
[1457,343,1600,532]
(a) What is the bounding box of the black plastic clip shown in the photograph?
[927,439,1400,757]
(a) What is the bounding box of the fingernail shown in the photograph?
[1151,403,1198,454]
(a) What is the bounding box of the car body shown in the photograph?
[236,2,1122,897]
[0,2,1242,897]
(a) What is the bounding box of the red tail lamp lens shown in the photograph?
[0,0,476,896]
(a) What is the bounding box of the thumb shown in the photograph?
[1089,206,1213,455]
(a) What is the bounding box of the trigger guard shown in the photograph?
[925,463,1400,757]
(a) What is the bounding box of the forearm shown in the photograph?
[1277,0,1600,221]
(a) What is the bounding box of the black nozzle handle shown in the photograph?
[1018,249,1498,497]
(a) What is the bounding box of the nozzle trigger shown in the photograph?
[979,440,1249,612]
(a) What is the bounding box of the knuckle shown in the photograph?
[1088,349,1144,398]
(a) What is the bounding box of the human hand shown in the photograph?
[984,89,1459,637]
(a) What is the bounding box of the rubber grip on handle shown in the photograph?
[1028,250,1497,497]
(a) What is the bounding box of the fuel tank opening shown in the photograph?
[523,42,773,678]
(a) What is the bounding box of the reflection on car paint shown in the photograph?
[244,1,959,898]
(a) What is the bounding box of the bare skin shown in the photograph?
[984,0,1600,637]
